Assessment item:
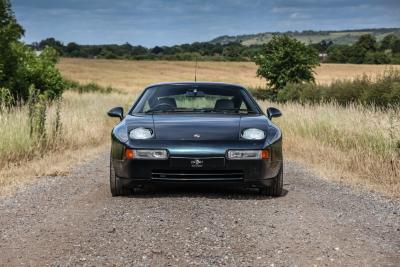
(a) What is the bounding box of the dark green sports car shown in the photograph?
[108,82,283,196]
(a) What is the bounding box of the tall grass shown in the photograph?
[260,100,400,196]
[0,91,131,188]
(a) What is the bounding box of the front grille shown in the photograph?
[151,170,244,181]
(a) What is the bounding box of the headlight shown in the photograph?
[227,150,269,160]
[135,149,168,159]
[113,123,129,143]
[241,128,265,140]
[129,127,154,139]
[124,149,168,160]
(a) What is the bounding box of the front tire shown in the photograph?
[110,157,130,196]
[261,166,283,197]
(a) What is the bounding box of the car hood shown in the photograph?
[124,114,272,142]
[153,114,240,140]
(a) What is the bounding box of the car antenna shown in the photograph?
[194,56,198,82]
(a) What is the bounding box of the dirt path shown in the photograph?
[0,152,399,266]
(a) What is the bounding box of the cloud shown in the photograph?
[11,0,400,47]
[289,12,310,19]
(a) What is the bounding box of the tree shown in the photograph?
[151,46,164,55]
[0,0,24,88]
[380,34,398,51]
[364,51,391,64]
[12,44,65,101]
[393,39,400,54]
[0,0,65,104]
[327,45,347,63]
[222,42,244,60]
[38,38,64,55]
[254,35,319,92]
[346,45,367,64]
[311,40,333,53]
[355,34,377,51]
[66,42,80,55]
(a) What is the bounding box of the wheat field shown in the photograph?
[58,58,400,92]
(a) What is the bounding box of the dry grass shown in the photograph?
[0,91,131,192]
[259,101,400,196]
[58,58,400,93]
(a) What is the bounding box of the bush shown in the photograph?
[0,0,65,105]
[10,44,65,102]
[65,80,119,94]
[0,87,12,108]
[252,69,400,107]
[248,87,279,101]
[364,51,391,64]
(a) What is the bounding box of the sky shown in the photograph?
[11,0,400,47]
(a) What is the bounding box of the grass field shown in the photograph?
[58,58,400,92]
[1,59,398,196]
[0,92,131,192]
[260,101,399,196]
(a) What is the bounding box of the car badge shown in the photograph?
[193,134,201,138]
[191,159,204,168]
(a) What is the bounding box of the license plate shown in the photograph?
[170,157,225,169]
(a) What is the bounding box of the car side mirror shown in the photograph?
[107,107,124,120]
[266,107,282,120]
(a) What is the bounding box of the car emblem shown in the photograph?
[193,133,201,138]
[190,159,203,168]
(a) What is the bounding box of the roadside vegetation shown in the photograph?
[0,91,130,190]
[253,36,400,196]
[64,79,120,94]
[0,0,64,105]
[260,101,400,196]
[0,1,129,190]
[251,69,400,107]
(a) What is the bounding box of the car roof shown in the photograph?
[144,81,246,89]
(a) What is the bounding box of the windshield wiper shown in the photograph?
[144,108,196,114]
[198,108,257,114]
[145,108,257,114]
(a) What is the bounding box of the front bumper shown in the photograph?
[113,156,282,187]
[111,138,283,188]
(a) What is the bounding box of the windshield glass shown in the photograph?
[131,84,259,114]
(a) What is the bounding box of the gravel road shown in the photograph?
[0,152,399,266]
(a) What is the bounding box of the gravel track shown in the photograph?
[0,152,399,266]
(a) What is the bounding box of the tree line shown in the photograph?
[32,34,400,64]
[324,34,400,64]
[31,39,261,61]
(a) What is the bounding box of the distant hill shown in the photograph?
[210,28,400,46]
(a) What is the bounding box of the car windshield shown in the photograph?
[131,84,259,114]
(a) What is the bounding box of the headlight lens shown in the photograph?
[227,149,270,160]
[241,128,265,140]
[129,127,154,139]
